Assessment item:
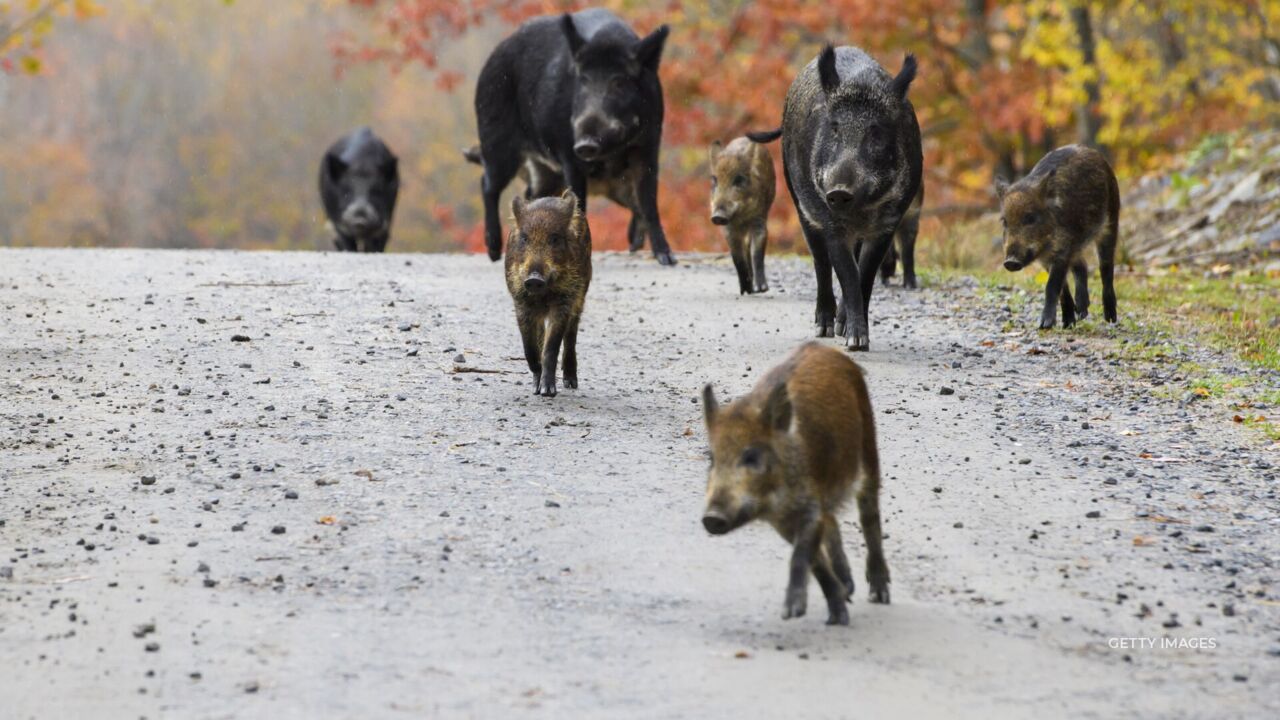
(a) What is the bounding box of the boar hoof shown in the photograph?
[904,276,918,290]
[868,585,890,605]
[814,322,834,338]
[536,376,558,397]
[754,282,769,294]
[826,604,850,626]
[563,374,578,390]
[782,587,807,619]
[845,334,870,352]
[1038,319,1055,330]
[655,251,678,266]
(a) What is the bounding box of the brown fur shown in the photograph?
[709,137,776,294]
[701,342,888,625]
[996,144,1120,328]
[504,190,592,397]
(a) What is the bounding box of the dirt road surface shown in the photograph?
[2,248,1277,719]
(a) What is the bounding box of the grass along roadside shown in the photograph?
[921,264,1280,443]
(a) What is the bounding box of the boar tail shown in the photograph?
[746,128,782,144]
[461,145,483,166]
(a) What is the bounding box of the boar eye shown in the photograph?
[609,76,628,93]
[710,176,718,187]
[733,175,748,188]
[739,447,763,469]
[1024,212,1039,226]
[516,232,528,246]
[829,120,839,132]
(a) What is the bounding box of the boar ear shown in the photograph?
[762,382,793,433]
[818,45,840,95]
[993,176,1010,199]
[708,140,722,167]
[701,384,719,428]
[634,24,669,73]
[325,153,348,180]
[510,195,527,225]
[381,155,398,181]
[561,14,585,58]
[889,53,917,101]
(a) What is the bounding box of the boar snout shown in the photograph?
[1003,257,1024,272]
[701,510,731,535]
[524,270,548,292]
[573,138,601,161]
[710,206,732,226]
[824,186,856,209]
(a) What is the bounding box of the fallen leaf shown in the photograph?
[354,469,375,480]
[734,650,751,659]
[980,340,995,347]
[317,516,337,525]
[682,426,693,437]
[1193,387,1211,397]
[1133,536,1155,547]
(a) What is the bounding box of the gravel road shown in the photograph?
[2,248,1277,719]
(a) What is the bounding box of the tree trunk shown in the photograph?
[1070,4,1107,158]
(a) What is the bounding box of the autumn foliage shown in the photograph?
[338,0,1280,255]
[2,2,1277,254]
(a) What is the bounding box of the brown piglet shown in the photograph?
[701,342,888,625]
[709,136,775,294]
[997,144,1120,329]
[505,190,592,397]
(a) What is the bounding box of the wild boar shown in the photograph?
[505,190,593,397]
[474,9,676,265]
[701,342,889,625]
[709,136,776,294]
[878,184,923,288]
[319,127,399,253]
[750,45,922,350]
[997,144,1119,328]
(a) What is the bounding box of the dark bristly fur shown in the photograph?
[319,127,399,253]
[701,342,889,626]
[752,45,922,351]
[505,190,592,398]
[996,144,1120,329]
[474,9,676,265]
[709,136,776,294]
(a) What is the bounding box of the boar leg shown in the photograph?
[806,229,836,337]
[897,210,920,290]
[1040,264,1070,329]
[517,310,545,389]
[333,235,357,252]
[481,156,521,262]
[366,233,389,254]
[561,311,581,390]
[830,242,869,351]
[537,309,569,398]
[852,232,896,343]
[638,166,677,266]
[857,485,891,604]
[627,214,647,253]
[749,221,769,294]
[1098,230,1118,324]
[784,517,822,619]
[727,230,753,295]
[1071,261,1090,319]
[823,522,854,601]
[812,551,850,626]
[1059,281,1077,328]
[878,242,898,286]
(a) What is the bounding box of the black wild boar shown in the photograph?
[701,342,889,625]
[709,136,776,294]
[319,127,399,253]
[750,46,922,350]
[505,190,592,398]
[996,144,1119,329]
[878,184,923,288]
[474,9,676,265]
